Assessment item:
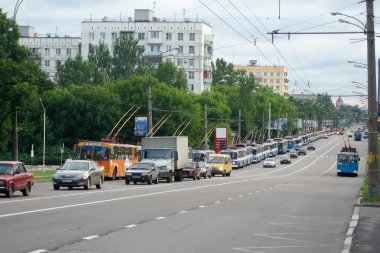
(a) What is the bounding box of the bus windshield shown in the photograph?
[338,154,359,163]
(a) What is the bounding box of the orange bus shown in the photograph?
[75,141,140,180]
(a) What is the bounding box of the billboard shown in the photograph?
[215,128,228,153]
[135,117,148,137]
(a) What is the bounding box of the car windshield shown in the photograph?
[130,164,150,170]
[266,158,274,162]
[187,162,199,168]
[61,162,89,171]
[144,149,171,159]
[0,164,13,174]
[207,156,224,164]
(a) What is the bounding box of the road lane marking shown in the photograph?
[253,233,317,244]
[199,205,206,208]
[28,250,47,253]
[83,235,99,240]
[125,224,137,228]
[215,201,221,204]
[179,210,188,213]
[238,195,244,198]
[156,216,166,220]
[0,141,342,219]
[233,245,335,251]
[323,162,337,175]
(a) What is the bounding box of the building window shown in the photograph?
[151,31,159,39]
[100,32,106,40]
[137,46,145,53]
[150,45,160,52]
[56,48,61,55]
[189,33,195,41]
[264,79,267,83]
[178,46,183,54]
[138,33,145,40]
[270,72,274,77]
[56,60,61,66]
[189,59,194,66]
[177,58,183,66]
[264,72,267,76]
[44,60,50,66]
[178,33,183,41]
[270,79,274,83]
[277,72,281,77]
[189,71,194,79]
[276,79,280,84]
[89,32,95,41]
[189,46,195,54]
[45,48,50,56]
[112,32,117,41]
[66,48,72,55]
[166,33,172,41]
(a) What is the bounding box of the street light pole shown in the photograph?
[365,0,379,198]
[39,98,46,170]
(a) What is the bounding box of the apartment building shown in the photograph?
[81,9,213,93]
[18,26,81,80]
[234,60,288,96]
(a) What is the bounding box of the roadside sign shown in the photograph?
[135,117,148,136]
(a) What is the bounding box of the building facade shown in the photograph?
[81,9,213,93]
[18,26,81,80]
[234,60,288,96]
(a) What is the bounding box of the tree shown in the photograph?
[0,10,52,159]
[88,42,112,84]
[212,58,236,85]
[154,61,188,90]
[55,55,94,86]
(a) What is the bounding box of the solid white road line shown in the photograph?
[83,235,99,240]
[28,250,47,253]
[156,216,166,220]
[125,224,137,228]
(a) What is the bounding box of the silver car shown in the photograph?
[52,160,103,190]
[125,162,159,185]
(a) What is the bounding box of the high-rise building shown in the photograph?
[18,26,81,80]
[234,60,288,96]
[81,9,213,93]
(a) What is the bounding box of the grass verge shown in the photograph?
[31,170,55,182]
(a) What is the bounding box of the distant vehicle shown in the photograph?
[125,162,159,185]
[263,158,276,168]
[298,148,307,156]
[294,144,301,151]
[323,134,329,139]
[53,160,103,190]
[307,144,316,150]
[182,162,201,180]
[207,154,232,177]
[0,161,34,198]
[199,162,212,179]
[363,131,368,139]
[354,131,363,141]
[289,149,298,158]
[280,155,291,164]
[347,133,353,138]
[337,146,360,176]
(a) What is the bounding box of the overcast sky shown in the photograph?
[2,0,379,106]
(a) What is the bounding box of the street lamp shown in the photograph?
[348,60,368,68]
[147,47,178,137]
[39,98,46,170]
[331,12,366,30]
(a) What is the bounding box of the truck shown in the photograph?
[141,136,189,183]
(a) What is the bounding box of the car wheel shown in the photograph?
[204,174,207,179]
[222,171,226,177]
[154,176,159,184]
[112,169,117,180]
[133,181,137,185]
[208,172,212,178]
[211,173,215,177]
[167,172,172,183]
[6,184,14,198]
[96,177,103,189]
[147,176,152,185]
[84,178,91,190]
[193,174,197,180]
[197,174,201,180]
[22,183,31,196]
[227,171,231,177]
[53,185,60,190]
[125,180,130,185]
[68,186,73,190]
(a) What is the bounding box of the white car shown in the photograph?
[263,158,276,168]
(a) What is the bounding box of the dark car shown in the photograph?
[0,161,34,198]
[280,155,291,164]
[125,162,159,185]
[307,144,316,150]
[298,148,307,156]
[53,160,103,190]
[183,162,201,180]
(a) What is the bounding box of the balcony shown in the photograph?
[203,64,212,72]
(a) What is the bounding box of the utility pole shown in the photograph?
[366,0,379,198]
[147,66,153,137]
[238,109,241,143]
[12,106,18,161]
[268,103,271,141]
[204,103,208,149]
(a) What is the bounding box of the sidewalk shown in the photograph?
[351,205,380,253]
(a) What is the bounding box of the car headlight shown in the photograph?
[126,172,132,176]
[0,180,4,187]
[77,174,87,179]
[219,167,223,171]
[142,172,148,176]
[160,166,167,171]
[53,174,60,179]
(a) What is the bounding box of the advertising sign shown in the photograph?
[135,117,148,137]
[215,128,228,153]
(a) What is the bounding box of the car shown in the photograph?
[294,144,301,151]
[323,134,329,139]
[289,149,298,158]
[52,160,104,190]
[298,148,307,156]
[348,133,353,138]
[0,161,34,198]
[363,131,368,139]
[199,162,212,179]
[280,155,291,164]
[183,162,201,180]
[263,158,276,168]
[207,154,232,177]
[307,144,316,150]
[125,162,159,185]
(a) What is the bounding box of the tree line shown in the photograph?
[0,10,363,164]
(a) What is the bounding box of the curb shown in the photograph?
[341,197,361,253]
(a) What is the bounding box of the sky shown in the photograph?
[2,0,379,107]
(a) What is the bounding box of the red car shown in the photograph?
[0,161,34,198]
[182,162,201,180]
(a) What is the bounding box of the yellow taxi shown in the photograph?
[207,154,232,177]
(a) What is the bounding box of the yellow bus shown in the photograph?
[75,141,140,180]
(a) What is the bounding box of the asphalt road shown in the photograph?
[0,136,367,253]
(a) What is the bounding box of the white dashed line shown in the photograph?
[238,195,244,198]
[215,201,221,204]
[125,224,137,228]
[199,205,206,208]
[227,197,233,200]
[156,216,166,220]
[28,250,47,253]
[256,191,261,193]
[83,235,99,240]
[179,210,187,213]
[248,193,253,195]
